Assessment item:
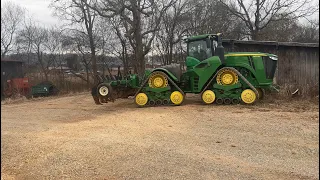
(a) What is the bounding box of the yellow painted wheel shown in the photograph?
[170,91,184,105]
[241,89,256,104]
[217,69,238,85]
[148,72,168,88]
[202,90,216,104]
[135,93,148,106]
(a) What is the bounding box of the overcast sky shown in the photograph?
[1,0,319,27]
[1,0,62,26]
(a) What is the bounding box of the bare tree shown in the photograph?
[154,0,245,65]
[50,0,100,84]
[107,17,132,76]
[155,0,191,65]
[258,16,299,41]
[177,0,241,37]
[219,0,319,40]
[87,0,175,75]
[72,31,93,87]
[16,17,34,68]
[43,27,67,86]
[17,23,52,81]
[44,27,64,67]
[59,30,94,87]
[292,19,319,43]
[1,1,25,57]
[94,17,123,77]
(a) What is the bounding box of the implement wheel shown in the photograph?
[216,69,239,85]
[148,71,168,88]
[97,83,110,97]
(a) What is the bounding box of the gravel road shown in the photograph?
[1,93,319,180]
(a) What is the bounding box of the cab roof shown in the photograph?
[184,34,221,42]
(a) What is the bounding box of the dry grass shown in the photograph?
[1,91,90,105]
[26,73,90,94]
[277,83,319,98]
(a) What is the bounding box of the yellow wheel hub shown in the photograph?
[153,77,164,87]
[202,90,216,104]
[148,72,168,88]
[241,89,256,104]
[217,69,238,85]
[135,93,148,106]
[170,91,184,105]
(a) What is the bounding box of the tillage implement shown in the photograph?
[93,33,279,107]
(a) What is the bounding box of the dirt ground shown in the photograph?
[1,93,319,180]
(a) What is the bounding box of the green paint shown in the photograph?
[151,68,178,82]
[213,83,241,91]
[186,57,200,70]
[145,86,170,93]
[191,56,222,92]
[143,88,171,101]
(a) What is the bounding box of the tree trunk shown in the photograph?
[168,42,174,65]
[132,4,145,75]
[106,64,114,80]
[121,42,128,76]
[37,50,48,81]
[86,66,90,88]
[102,65,105,77]
[134,34,145,75]
[89,35,97,85]
[44,71,48,81]
[251,30,259,40]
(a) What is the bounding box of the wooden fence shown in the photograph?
[223,40,319,95]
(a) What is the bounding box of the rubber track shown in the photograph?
[200,67,260,99]
[134,71,185,98]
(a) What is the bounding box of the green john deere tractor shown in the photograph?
[93,33,279,107]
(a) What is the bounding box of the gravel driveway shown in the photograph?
[1,93,319,180]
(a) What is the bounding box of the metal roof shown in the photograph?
[1,58,24,62]
[222,39,319,48]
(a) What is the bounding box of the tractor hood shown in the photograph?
[225,52,278,59]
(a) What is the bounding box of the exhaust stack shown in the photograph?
[215,33,225,64]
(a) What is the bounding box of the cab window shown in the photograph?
[187,40,212,61]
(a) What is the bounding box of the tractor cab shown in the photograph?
[186,34,218,61]
[184,33,225,69]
